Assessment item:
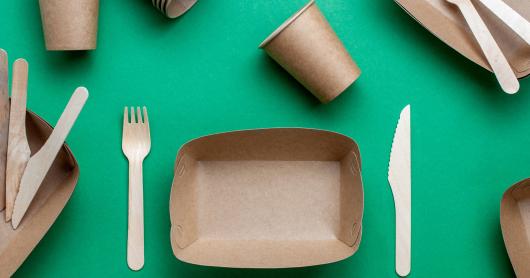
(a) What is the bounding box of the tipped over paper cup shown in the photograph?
[39,0,99,51]
[152,0,197,18]
[260,0,361,103]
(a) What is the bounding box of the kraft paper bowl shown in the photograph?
[39,0,99,51]
[260,0,361,103]
[500,179,530,277]
[0,111,79,276]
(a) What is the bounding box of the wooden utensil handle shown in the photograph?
[38,87,88,160]
[127,159,144,271]
[456,0,519,94]
[10,59,28,135]
[395,198,411,277]
[479,0,530,45]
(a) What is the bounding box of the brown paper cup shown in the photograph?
[260,0,361,103]
[166,0,197,18]
[39,0,99,51]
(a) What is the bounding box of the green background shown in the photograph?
[1,0,529,277]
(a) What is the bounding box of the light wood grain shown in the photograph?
[447,0,519,94]
[122,107,151,271]
[5,59,31,222]
[11,87,88,229]
[478,0,530,45]
[388,105,411,277]
[0,50,9,212]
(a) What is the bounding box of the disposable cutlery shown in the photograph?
[11,87,88,229]
[0,50,8,212]
[388,105,411,277]
[122,106,151,271]
[478,0,530,45]
[446,0,519,94]
[5,59,31,222]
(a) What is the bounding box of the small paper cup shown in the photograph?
[260,0,361,103]
[39,0,99,51]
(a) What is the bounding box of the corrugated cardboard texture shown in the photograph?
[0,112,79,277]
[170,128,363,268]
[501,179,530,277]
[39,0,99,50]
[260,1,361,103]
[395,0,530,78]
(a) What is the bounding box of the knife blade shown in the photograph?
[11,87,88,229]
[0,50,9,212]
[388,104,411,277]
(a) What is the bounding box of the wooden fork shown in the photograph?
[122,107,151,271]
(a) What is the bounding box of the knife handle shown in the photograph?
[37,87,88,161]
[394,196,411,277]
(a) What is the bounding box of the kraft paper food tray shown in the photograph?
[0,111,79,277]
[501,179,530,277]
[170,128,364,268]
[395,0,530,78]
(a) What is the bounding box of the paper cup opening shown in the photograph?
[259,0,316,48]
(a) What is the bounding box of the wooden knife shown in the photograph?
[11,87,88,229]
[5,59,31,222]
[388,105,411,277]
[0,50,9,212]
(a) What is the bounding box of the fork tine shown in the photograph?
[143,106,149,128]
[130,106,136,123]
[137,107,142,123]
[123,107,129,125]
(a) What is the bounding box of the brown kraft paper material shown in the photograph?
[170,128,364,268]
[39,0,99,51]
[260,0,361,103]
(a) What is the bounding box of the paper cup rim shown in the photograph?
[259,0,316,48]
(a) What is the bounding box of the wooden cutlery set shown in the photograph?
[0,50,88,229]
[396,0,530,94]
[446,0,528,94]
